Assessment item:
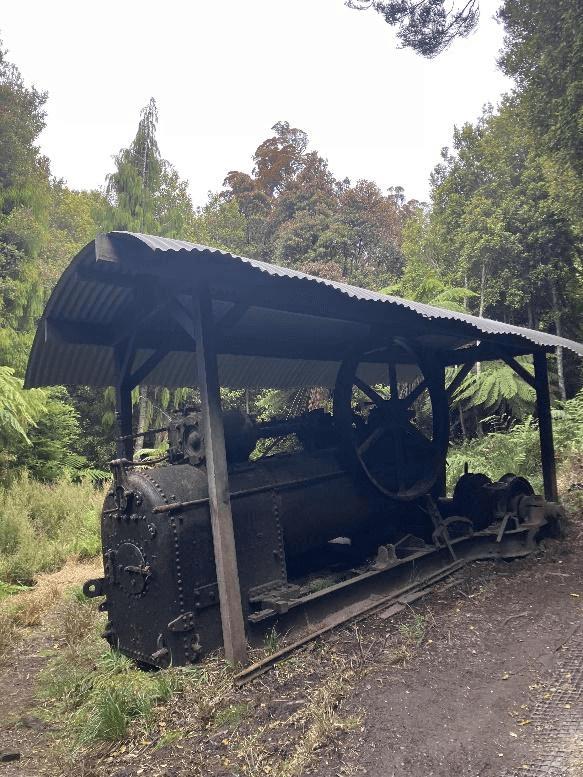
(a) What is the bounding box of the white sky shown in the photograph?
[1,0,512,208]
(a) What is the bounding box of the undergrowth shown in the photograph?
[0,473,102,584]
[31,592,364,774]
[446,390,583,494]
[36,594,195,756]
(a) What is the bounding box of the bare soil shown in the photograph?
[1,526,582,777]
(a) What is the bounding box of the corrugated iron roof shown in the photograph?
[25,231,583,390]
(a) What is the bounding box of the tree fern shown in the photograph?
[0,366,47,444]
[451,358,535,420]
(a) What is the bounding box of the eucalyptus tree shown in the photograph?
[220,122,411,288]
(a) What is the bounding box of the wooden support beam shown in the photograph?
[533,351,558,502]
[441,342,545,366]
[446,362,473,399]
[215,301,251,333]
[435,361,448,498]
[114,342,134,460]
[192,286,248,665]
[128,350,168,389]
[498,352,536,389]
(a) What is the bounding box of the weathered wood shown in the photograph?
[533,351,558,502]
[446,362,473,398]
[193,286,248,665]
[498,350,536,389]
[114,343,134,459]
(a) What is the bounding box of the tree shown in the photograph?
[218,122,412,288]
[345,0,479,56]
[0,366,46,445]
[252,121,308,196]
[0,42,51,372]
[105,98,194,238]
[187,194,250,255]
[498,0,583,229]
[416,101,581,398]
[0,43,48,207]
[11,387,88,482]
[38,185,106,293]
[105,99,197,449]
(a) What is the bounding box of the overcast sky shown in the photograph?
[2,0,512,208]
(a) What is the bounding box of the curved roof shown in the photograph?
[25,231,583,390]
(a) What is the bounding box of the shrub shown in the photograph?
[0,473,103,583]
[446,390,583,495]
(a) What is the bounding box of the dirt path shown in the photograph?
[0,559,103,776]
[0,541,581,777]
[315,550,583,776]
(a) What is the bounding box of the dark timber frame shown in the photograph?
[25,232,583,662]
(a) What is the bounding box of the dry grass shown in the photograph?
[0,558,102,663]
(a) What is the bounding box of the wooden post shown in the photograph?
[435,361,448,498]
[533,351,558,502]
[114,345,134,460]
[115,383,134,459]
[193,286,248,665]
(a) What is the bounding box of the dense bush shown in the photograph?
[446,390,583,495]
[0,474,102,583]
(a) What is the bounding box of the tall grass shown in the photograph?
[0,473,103,583]
[36,594,234,756]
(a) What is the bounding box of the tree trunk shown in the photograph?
[550,278,566,401]
[478,259,486,318]
[458,404,466,442]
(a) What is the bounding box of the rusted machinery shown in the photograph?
[84,346,562,668]
[25,232,581,668]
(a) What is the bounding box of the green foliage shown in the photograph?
[0,580,31,599]
[0,42,48,207]
[550,389,583,457]
[0,42,52,360]
[446,390,583,494]
[105,98,194,238]
[429,103,580,329]
[38,644,182,753]
[499,0,583,180]
[187,195,249,254]
[263,626,281,655]
[66,386,116,470]
[447,415,542,493]
[254,389,292,421]
[37,185,105,294]
[10,388,88,481]
[450,359,536,420]
[37,623,234,755]
[0,365,47,446]
[0,474,102,583]
[217,123,411,288]
[213,703,251,729]
[398,614,426,646]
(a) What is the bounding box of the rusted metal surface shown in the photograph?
[84,397,563,668]
[234,488,559,686]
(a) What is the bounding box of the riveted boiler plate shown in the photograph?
[115,543,148,595]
